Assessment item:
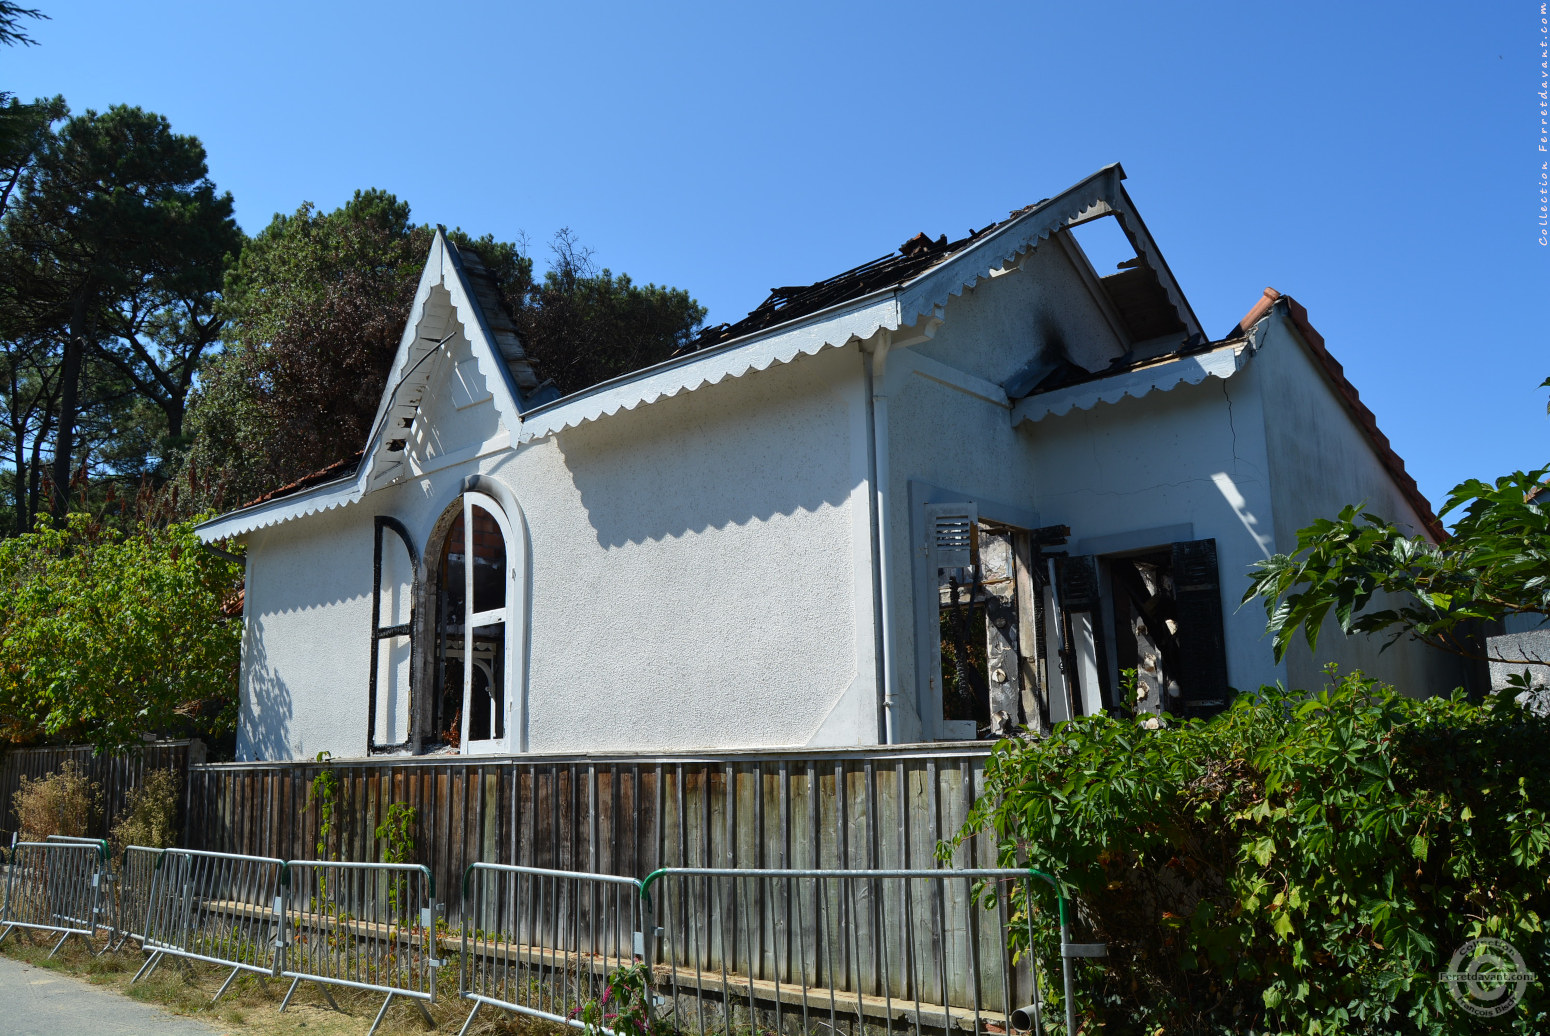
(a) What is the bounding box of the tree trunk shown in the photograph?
[28,406,50,525]
[7,361,25,534]
[50,290,90,514]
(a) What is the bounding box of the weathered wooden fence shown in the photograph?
[185,745,1000,907]
[0,740,204,846]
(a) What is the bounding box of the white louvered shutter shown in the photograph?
[926,502,978,570]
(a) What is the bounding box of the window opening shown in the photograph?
[928,506,1065,740]
[369,518,419,754]
[1107,550,1181,716]
[433,494,511,752]
[1046,538,1230,723]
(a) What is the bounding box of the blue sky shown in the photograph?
[8,1,1547,517]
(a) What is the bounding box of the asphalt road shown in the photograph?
[0,952,223,1036]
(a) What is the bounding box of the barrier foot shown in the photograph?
[368,992,396,1036]
[457,1001,482,1036]
[46,932,70,959]
[279,975,302,1012]
[212,965,241,1004]
[132,950,162,983]
[0,923,13,946]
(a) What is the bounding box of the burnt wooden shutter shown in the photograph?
[1054,554,1109,714]
[1171,538,1230,718]
[1056,554,1100,613]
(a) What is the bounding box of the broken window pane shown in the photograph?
[464,624,505,742]
[469,504,506,614]
[433,494,511,751]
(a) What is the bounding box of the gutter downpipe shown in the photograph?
[863,332,898,744]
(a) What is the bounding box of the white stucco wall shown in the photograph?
[239,503,374,761]
[1016,369,1285,697]
[236,338,879,761]
[1252,312,1473,697]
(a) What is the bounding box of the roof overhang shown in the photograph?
[1010,337,1259,425]
[196,474,359,542]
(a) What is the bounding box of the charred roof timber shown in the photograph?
[680,205,1074,355]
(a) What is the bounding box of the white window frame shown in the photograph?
[452,491,516,756]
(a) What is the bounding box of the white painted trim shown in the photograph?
[894,350,1011,410]
[405,431,511,481]
[457,491,518,757]
[199,165,1188,543]
[1010,341,1254,425]
[195,478,358,541]
[518,165,1139,444]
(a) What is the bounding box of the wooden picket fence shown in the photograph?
[184,744,1000,906]
[0,739,204,846]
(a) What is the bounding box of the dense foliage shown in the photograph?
[1246,468,1550,670]
[953,671,1550,1034]
[0,103,240,520]
[0,514,242,752]
[517,229,706,394]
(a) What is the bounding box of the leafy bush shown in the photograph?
[375,801,416,864]
[109,767,179,855]
[952,670,1550,1034]
[0,513,242,752]
[13,760,99,840]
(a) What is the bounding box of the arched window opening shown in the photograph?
[433,493,513,754]
[369,518,419,754]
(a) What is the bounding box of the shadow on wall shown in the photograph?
[557,371,862,549]
[235,624,293,763]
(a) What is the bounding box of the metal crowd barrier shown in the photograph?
[639,867,1090,1036]
[43,835,119,947]
[0,839,109,957]
[114,845,165,951]
[280,860,441,1036]
[458,863,648,1036]
[134,848,289,1003]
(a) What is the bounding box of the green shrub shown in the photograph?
[109,768,179,855]
[13,760,99,840]
[952,669,1550,1034]
[0,514,242,753]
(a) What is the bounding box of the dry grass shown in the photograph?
[0,927,563,1036]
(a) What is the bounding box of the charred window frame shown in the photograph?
[917,493,1232,740]
[1052,537,1231,721]
[369,516,420,754]
[919,494,1051,742]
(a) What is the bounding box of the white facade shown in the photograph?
[199,165,1464,762]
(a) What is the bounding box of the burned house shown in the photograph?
[196,164,1463,762]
